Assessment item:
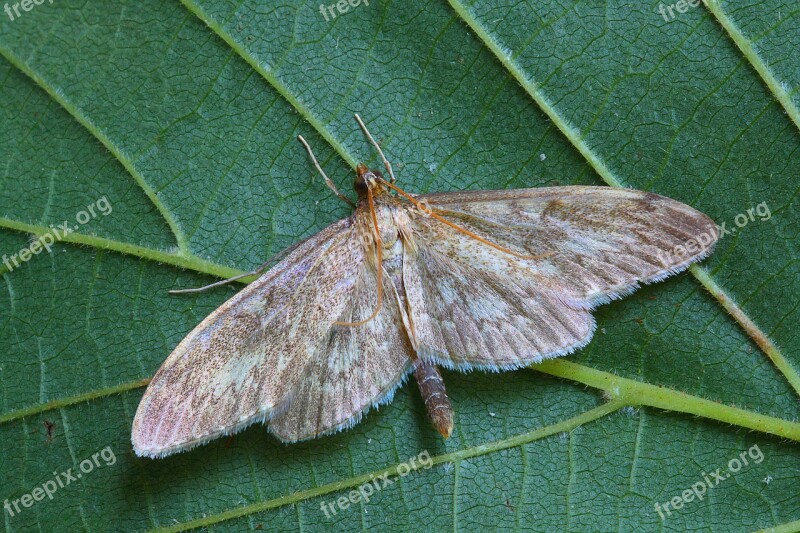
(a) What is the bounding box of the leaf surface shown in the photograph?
[1,1,799,531]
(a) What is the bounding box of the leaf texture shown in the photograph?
[0,0,799,531]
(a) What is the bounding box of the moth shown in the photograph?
[132,115,718,458]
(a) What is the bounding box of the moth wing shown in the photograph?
[403,238,595,370]
[269,263,414,442]
[132,218,365,458]
[403,186,717,370]
[417,186,718,306]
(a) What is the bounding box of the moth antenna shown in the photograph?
[297,135,356,208]
[335,186,384,326]
[354,114,397,184]
[379,178,553,261]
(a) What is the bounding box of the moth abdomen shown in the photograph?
[413,361,454,439]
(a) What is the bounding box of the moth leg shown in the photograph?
[297,135,356,208]
[168,260,274,295]
[413,360,454,438]
[168,217,327,295]
[354,114,397,184]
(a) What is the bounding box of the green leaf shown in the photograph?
[1,0,799,531]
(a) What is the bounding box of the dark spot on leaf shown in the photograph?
[44,420,56,442]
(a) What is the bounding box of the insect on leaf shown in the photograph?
[131,117,718,458]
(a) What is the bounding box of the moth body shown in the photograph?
[353,163,454,436]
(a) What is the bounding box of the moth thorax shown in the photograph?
[372,205,400,248]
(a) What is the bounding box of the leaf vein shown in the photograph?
[0,49,192,255]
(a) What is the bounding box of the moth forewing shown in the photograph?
[131,219,367,457]
[415,186,719,307]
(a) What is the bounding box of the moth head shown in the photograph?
[355,163,386,199]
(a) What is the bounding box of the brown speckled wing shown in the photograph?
[132,218,364,458]
[269,263,414,442]
[403,239,595,371]
[405,186,717,370]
